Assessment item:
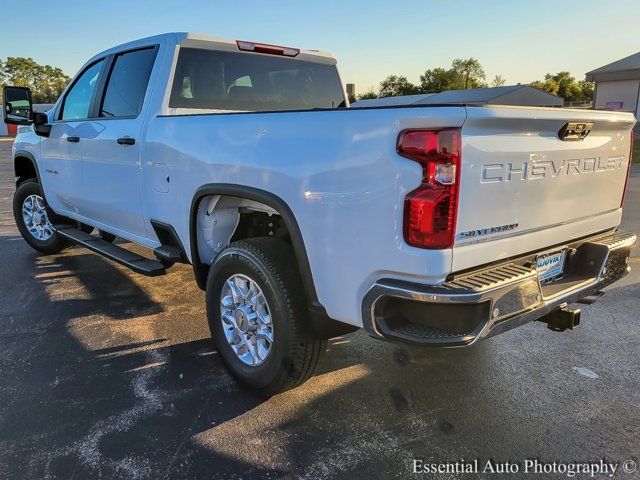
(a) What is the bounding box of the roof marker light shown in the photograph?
[236,40,300,57]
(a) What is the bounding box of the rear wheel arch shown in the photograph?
[190,185,358,339]
[189,185,318,300]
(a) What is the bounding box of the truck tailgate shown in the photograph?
[453,105,636,271]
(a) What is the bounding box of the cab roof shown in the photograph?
[89,32,336,65]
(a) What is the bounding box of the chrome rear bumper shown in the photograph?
[362,230,637,347]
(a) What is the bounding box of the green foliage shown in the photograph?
[378,75,419,97]
[419,58,487,94]
[357,90,379,101]
[491,75,506,87]
[530,79,558,95]
[0,57,71,104]
[364,57,497,100]
[419,67,463,93]
[451,58,486,89]
[577,80,594,103]
[362,57,593,105]
[530,71,594,103]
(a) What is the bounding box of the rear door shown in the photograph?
[453,106,635,271]
[79,46,158,238]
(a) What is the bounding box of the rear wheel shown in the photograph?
[13,180,68,254]
[206,238,326,396]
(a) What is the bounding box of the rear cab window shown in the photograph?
[169,48,345,112]
[100,47,157,118]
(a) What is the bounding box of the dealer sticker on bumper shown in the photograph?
[536,249,567,282]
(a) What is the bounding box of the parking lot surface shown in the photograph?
[0,137,639,479]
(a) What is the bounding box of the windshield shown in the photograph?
[169,48,345,111]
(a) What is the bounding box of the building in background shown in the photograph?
[586,52,640,119]
[352,85,563,108]
[345,83,356,101]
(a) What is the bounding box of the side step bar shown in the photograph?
[55,225,166,277]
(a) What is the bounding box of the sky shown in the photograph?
[1,0,638,94]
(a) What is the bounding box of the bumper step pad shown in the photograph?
[363,230,637,346]
[445,264,535,292]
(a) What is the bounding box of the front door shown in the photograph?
[41,59,105,215]
[79,47,158,239]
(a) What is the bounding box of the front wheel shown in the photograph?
[13,180,68,254]
[206,238,326,396]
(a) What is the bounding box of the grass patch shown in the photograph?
[634,138,640,164]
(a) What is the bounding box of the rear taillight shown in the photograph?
[398,129,461,249]
[236,40,300,57]
[621,130,634,207]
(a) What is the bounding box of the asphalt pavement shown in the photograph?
[0,137,639,479]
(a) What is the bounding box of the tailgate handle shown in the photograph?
[558,122,593,141]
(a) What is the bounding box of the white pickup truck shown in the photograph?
[4,32,637,395]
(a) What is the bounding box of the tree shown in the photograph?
[530,71,594,103]
[451,58,486,89]
[548,72,577,101]
[419,67,463,93]
[357,90,378,101]
[418,58,491,94]
[530,78,559,96]
[378,75,418,97]
[578,80,594,103]
[0,57,70,103]
[491,75,506,87]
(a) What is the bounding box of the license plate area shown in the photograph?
[536,248,567,283]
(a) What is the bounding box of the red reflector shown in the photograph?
[621,130,634,207]
[398,129,461,249]
[236,40,299,57]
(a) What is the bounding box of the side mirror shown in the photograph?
[3,86,34,125]
[33,112,52,138]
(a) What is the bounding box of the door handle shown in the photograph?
[117,137,135,146]
[66,136,80,143]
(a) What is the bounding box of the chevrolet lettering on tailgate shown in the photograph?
[481,156,626,183]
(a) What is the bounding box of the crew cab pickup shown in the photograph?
[4,32,636,395]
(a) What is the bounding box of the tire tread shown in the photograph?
[208,237,326,396]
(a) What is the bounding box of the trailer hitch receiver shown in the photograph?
[538,304,581,332]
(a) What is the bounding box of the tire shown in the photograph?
[206,238,326,396]
[99,230,116,243]
[13,180,68,254]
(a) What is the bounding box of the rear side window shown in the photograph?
[100,47,157,118]
[60,60,104,120]
[169,48,345,111]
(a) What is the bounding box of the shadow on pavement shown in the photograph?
[1,231,639,479]
[0,236,281,479]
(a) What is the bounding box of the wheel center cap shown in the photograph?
[33,213,42,225]
[234,309,249,333]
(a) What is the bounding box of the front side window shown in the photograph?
[60,60,104,120]
[100,48,157,118]
[169,48,345,111]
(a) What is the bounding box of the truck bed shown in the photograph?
[145,104,635,325]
